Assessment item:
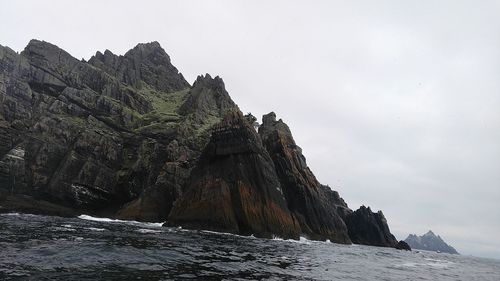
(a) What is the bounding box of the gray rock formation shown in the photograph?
[0,40,233,217]
[405,231,459,254]
[167,110,300,239]
[89,41,189,93]
[258,112,351,243]
[344,205,399,247]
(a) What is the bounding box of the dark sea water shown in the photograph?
[0,213,499,281]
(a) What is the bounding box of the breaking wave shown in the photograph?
[77,214,164,228]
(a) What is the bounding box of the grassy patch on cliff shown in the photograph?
[138,85,189,116]
[133,85,190,135]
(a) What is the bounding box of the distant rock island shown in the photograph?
[405,231,459,254]
[0,39,408,249]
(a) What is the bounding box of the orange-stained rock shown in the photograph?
[167,110,300,239]
[259,112,351,243]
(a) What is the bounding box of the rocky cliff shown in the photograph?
[0,39,403,248]
[344,205,398,247]
[0,40,230,216]
[258,112,351,243]
[167,110,300,239]
[405,231,459,254]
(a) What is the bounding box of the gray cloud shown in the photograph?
[1,0,499,259]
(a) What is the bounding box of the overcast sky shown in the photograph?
[1,0,499,259]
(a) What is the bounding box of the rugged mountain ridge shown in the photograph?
[0,39,404,247]
[405,231,459,254]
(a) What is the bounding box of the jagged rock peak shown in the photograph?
[404,230,459,254]
[424,230,435,236]
[263,111,277,123]
[0,44,23,74]
[90,42,167,63]
[23,39,59,54]
[21,39,78,66]
[345,205,398,247]
[257,111,351,243]
[259,112,308,172]
[92,49,116,60]
[260,112,293,142]
[179,73,237,117]
[193,74,225,89]
[357,205,385,217]
[124,41,168,60]
[89,41,189,92]
[131,41,162,51]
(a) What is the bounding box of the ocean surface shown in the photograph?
[0,213,498,280]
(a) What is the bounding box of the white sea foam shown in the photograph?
[136,228,162,234]
[77,215,164,228]
[398,258,454,269]
[271,236,311,244]
[400,262,418,267]
[53,226,76,232]
[299,237,312,244]
[1,213,43,219]
[200,230,255,239]
[424,258,454,264]
[1,212,22,216]
[423,258,455,269]
[56,224,77,232]
[426,262,449,268]
[86,227,106,232]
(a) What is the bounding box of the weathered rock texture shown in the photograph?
[168,110,300,239]
[405,231,459,254]
[258,112,351,243]
[0,40,231,218]
[0,39,402,248]
[88,41,189,93]
[344,205,399,247]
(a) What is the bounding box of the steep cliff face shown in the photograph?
[116,74,238,222]
[0,39,404,248]
[167,110,300,239]
[258,112,351,243]
[344,205,399,247]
